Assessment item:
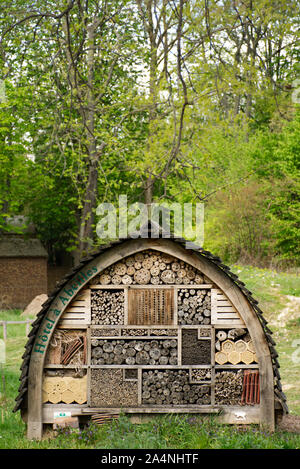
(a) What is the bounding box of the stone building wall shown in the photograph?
[0,257,48,309]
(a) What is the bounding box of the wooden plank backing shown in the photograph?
[211,289,245,326]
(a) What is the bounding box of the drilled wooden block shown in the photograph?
[128,288,174,325]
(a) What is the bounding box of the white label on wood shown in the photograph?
[54,411,71,419]
[211,289,245,326]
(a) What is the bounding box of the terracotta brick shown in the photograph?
[0,257,47,309]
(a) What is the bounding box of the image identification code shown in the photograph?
[99,452,199,466]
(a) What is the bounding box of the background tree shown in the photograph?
[0,0,299,266]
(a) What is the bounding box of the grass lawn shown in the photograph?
[0,265,299,449]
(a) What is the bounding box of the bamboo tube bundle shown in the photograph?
[215,370,243,405]
[177,288,211,325]
[91,289,125,325]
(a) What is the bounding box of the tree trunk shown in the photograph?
[78,22,99,258]
[79,162,98,257]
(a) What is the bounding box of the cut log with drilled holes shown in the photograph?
[42,375,87,404]
[215,329,257,365]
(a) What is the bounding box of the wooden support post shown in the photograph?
[2,322,7,341]
[26,320,31,337]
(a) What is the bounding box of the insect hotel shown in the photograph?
[14,225,287,439]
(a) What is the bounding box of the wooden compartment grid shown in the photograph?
[43,278,260,413]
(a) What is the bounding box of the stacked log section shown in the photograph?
[90,250,205,286]
[182,329,211,365]
[90,369,138,407]
[91,339,178,365]
[215,370,243,405]
[177,289,211,325]
[142,370,211,405]
[42,375,87,404]
[215,329,257,365]
[91,289,124,325]
[191,369,212,382]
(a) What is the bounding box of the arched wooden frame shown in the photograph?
[27,238,275,439]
